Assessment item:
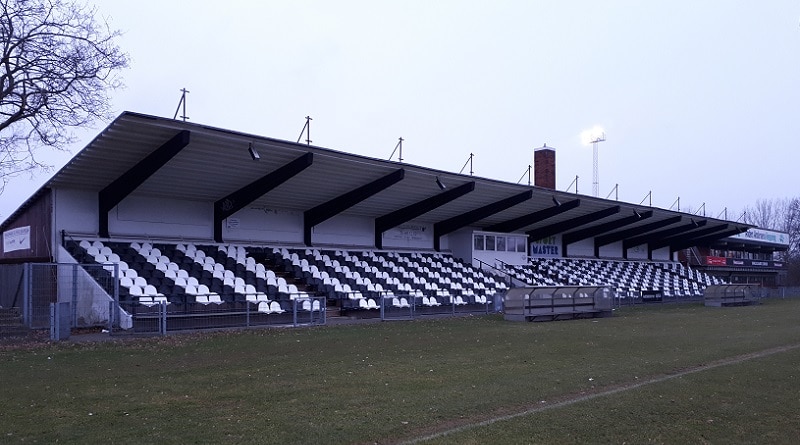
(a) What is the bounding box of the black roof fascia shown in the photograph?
[563,210,653,246]
[669,226,749,252]
[623,219,707,252]
[375,181,475,249]
[433,190,532,251]
[98,130,191,238]
[484,199,581,233]
[527,205,621,242]
[213,152,313,242]
[595,215,682,248]
[304,169,405,246]
[649,224,729,251]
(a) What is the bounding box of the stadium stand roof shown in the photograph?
[2,111,753,253]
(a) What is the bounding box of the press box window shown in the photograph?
[496,236,506,252]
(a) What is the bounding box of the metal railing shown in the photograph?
[115,294,328,335]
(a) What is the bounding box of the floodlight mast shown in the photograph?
[591,133,605,197]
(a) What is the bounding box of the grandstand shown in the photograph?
[502,257,723,299]
[62,238,502,326]
[0,111,784,332]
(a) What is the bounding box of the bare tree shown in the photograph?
[784,198,800,255]
[742,197,800,284]
[741,198,789,230]
[0,0,128,192]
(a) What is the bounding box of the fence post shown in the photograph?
[23,263,31,327]
[50,302,71,341]
[160,301,167,336]
[113,263,120,309]
[108,301,115,332]
[72,263,78,327]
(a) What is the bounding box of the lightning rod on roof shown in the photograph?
[517,165,531,186]
[173,88,190,121]
[389,137,404,162]
[566,175,579,194]
[639,191,652,207]
[459,153,474,176]
[669,197,680,212]
[605,183,619,201]
[297,116,312,145]
[694,203,706,217]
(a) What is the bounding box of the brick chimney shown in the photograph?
[534,144,556,189]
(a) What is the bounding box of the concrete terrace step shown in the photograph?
[0,308,29,338]
[0,325,30,338]
[0,307,23,321]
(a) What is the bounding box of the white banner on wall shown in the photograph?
[3,226,30,253]
[730,228,790,247]
[529,235,561,258]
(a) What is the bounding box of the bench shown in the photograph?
[704,284,761,307]
[504,286,614,322]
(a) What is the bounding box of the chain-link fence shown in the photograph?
[2,261,496,338]
[764,287,800,299]
[335,291,493,321]
[613,287,706,307]
[115,295,328,335]
[13,263,118,329]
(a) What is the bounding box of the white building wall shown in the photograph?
[448,228,475,263]
[566,238,594,257]
[110,195,212,239]
[437,233,450,252]
[598,241,624,258]
[382,222,433,250]
[223,207,302,244]
[651,247,671,261]
[627,244,649,260]
[315,214,374,247]
[54,188,99,236]
[529,235,562,258]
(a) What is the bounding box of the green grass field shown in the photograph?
[2,299,800,444]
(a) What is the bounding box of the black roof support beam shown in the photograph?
[527,205,620,245]
[98,130,191,238]
[484,199,580,233]
[433,190,533,251]
[214,152,313,242]
[304,169,405,246]
[669,226,749,252]
[649,224,729,252]
[583,210,653,258]
[375,181,475,249]
[623,219,707,253]
[563,210,653,247]
[595,216,682,249]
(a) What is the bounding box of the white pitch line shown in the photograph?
[398,343,800,445]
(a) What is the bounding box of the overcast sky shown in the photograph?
[3,0,800,221]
